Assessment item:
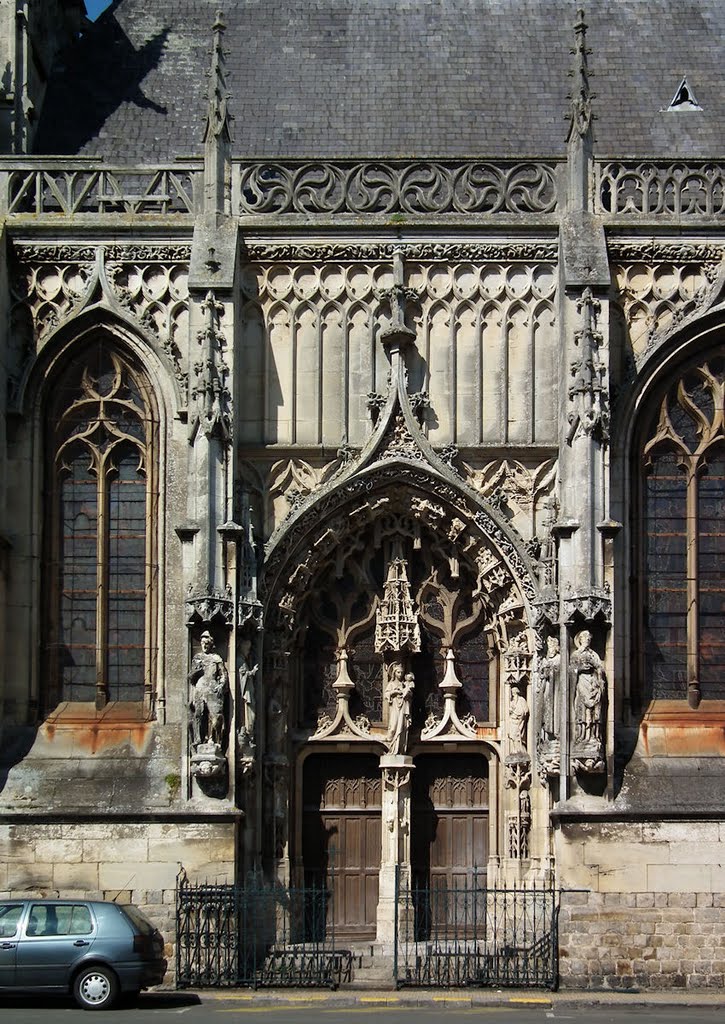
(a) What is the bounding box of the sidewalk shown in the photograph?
[184,987,725,1008]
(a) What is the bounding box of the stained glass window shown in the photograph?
[45,342,158,709]
[640,352,725,704]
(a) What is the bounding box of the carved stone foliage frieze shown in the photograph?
[9,244,191,402]
[610,250,721,366]
[243,241,559,264]
[238,160,558,217]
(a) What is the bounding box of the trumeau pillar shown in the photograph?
[183,10,240,800]
[558,9,613,801]
[374,255,418,941]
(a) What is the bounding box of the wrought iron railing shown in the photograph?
[596,160,725,217]
[176,872,351,989]
[5,164,200,216]
[238,159,560,216]
[394,869,559,989]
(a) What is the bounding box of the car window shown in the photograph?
[0,904,23,938]
[121,904,155,934]
[27,904,93,937]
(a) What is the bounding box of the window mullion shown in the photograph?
[95,456,109,709]
[686,457,700,708]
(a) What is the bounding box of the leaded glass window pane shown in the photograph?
[45,340,157,710]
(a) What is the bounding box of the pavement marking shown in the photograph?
[509,996,552,1004]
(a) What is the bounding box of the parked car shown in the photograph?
[0,898,167,1010]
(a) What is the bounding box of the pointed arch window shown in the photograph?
[44,340,159,712]
[638,350,725,707]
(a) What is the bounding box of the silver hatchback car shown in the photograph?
[0,899,167,1010]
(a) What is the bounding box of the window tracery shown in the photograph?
[639,350,725,706]
[43,340,159,712]
[295,509,497,730]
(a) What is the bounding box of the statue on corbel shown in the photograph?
[570,628,607,773]
[189,630,230,780]
[237,634,258,773]
[535,633,561,781]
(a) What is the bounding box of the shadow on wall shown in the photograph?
[33,11,169,155]
[0,727,38,797]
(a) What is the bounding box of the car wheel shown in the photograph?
[73,964,119,1010]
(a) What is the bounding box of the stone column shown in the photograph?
[377,754,414,943]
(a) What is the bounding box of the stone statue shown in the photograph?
[189,631,229,749]
[507,685,529,754]
[385,663,414,755]
[238,638,258,745]
[537,635,560,740]
[570,629,606,749]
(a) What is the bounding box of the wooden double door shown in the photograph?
[302,752,489,940]
[302,755,381,940]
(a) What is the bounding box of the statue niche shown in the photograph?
[189,630,230,779]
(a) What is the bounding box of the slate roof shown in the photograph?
[35,0,725,161]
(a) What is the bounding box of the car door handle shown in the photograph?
[73,940,90,947]
[0,942,16,949]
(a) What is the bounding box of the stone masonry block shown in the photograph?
[35,839,84,864]
[52,862,100,890]
[598,865,648,893]
[83,837,149,863]
[648,865,712,893]
[99,862,179,891]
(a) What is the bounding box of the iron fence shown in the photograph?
[394,869,559,989]
[176,872,351,989]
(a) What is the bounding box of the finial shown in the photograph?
[204,8,232,143]
[567,6,593,141]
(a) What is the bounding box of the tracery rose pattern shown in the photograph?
[239,160,558,216]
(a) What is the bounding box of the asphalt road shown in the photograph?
[0,993,724,1024]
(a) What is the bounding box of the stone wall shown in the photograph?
[0,820,236,982]
[557,820,725,989]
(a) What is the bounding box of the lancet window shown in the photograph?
[43,339,159,711]
[638,349,725,705]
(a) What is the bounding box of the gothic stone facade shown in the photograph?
[1,0,725,991]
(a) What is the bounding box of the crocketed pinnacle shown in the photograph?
[203,9,232,142]
[567,7,593,142]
